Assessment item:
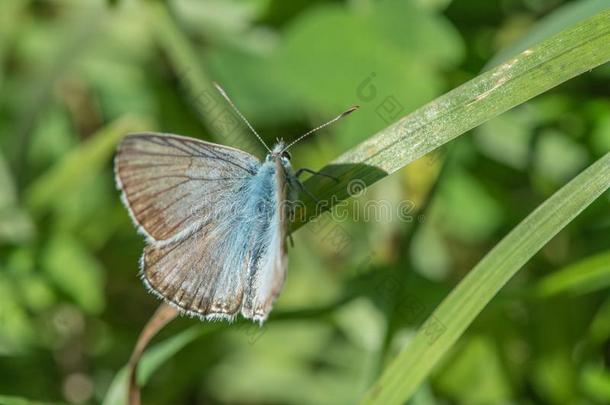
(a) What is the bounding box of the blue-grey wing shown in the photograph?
[115,132,260,244]
[139,158,290,322]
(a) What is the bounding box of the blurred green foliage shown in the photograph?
[0,0,609,404]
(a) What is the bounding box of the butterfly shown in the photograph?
[115,83,357,324]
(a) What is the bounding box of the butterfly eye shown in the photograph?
[281,151,292,160]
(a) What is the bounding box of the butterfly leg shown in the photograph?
[295,168,340,183]
[288,232,295,248]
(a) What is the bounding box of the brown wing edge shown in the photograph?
[114,147,158,245]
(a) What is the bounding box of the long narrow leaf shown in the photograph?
[0,396,65,405]
[536,251,610,297]
[487,0,610,68]
[144,2,259,153]
[294,9,610,230]
[360,152,610,404]
[102,326,215,405]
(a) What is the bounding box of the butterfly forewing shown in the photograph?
[115,133,259,244]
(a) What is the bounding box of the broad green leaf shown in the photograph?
[360,152,610,404]
[42,233,105,314]
[0,273,35,353]
[581,364,610,403]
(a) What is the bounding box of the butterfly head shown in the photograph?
[267,141,291,165]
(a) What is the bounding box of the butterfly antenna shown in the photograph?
[282,106,359,152]
[212,82,271,153]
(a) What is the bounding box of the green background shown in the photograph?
[0,0,609,404]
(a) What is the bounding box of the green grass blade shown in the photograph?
[24,115,148,216]
[136,326,215,385]
[0,0,25,88]
[144,1,216,114]
[0,396,65,405]
[102,325,217,405]
[486,0,610,68]
[9,6,104,184]
[101,368,129,405]
[0,150,34,244]
[104,299,346,402]
[294,9,610,230]
[360,152,610,405]
[144,2,258,152]
[536,250,610,297]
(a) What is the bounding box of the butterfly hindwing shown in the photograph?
[141,221,250,320]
